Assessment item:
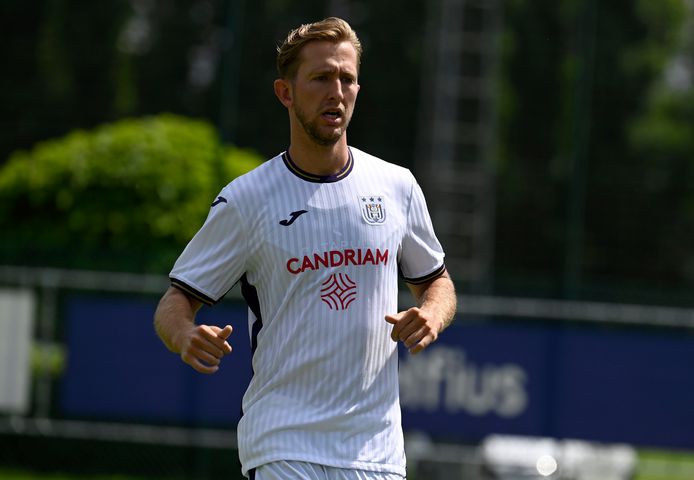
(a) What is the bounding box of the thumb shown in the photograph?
[385,312,405,342]
[384,312,403,325]
[218,325,233,339]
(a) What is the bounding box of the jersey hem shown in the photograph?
[402,264,446,285]
[242,453,406,477]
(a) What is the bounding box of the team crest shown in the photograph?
[359,196,386,225]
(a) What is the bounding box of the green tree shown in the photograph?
[626,87,694,290]
[495,0,691,302]
[0,114,262,273]
[581,0,690,300]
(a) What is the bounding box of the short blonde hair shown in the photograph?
[276,17,362,79]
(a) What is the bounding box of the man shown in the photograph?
[154,17,456,480]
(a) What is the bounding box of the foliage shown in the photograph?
[0,114,263,273]
[2,0,694,299]
[626,87,694,283]
[496,0,694,300]
[0,0,132,165]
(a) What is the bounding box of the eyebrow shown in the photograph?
[309,67,357,77]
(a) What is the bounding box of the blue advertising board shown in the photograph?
[61,295,694,448]
[397,324,694,448]
[61,296,252,426]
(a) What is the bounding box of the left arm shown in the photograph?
[385,269,457,354]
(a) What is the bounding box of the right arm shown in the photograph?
[154,286,233,374]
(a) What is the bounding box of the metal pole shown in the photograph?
[564,0,597,299]
[218,0,245,145]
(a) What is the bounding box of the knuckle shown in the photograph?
[197,325,212,337]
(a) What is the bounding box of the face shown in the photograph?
[278,40,360,146]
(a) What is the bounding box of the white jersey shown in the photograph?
[170,147,445,477]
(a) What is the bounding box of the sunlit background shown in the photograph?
[1,0,694,479]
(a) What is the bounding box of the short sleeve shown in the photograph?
[398,176,446,284]
[169,192,247,304]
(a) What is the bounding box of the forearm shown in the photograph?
[387,270,457,354]
[411,271,457,332]
[154,286,201,353]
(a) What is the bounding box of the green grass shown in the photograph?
[635,449,694,480]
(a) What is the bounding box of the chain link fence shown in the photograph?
[2,265,694,479]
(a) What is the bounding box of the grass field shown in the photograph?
[634,449,694,480]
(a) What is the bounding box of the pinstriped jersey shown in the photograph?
[169,146,445,477]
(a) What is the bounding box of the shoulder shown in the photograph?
[219,153,286,199]
[350,147,415,183]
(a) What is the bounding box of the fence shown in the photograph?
[1,265,694,479]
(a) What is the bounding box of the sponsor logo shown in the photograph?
[279,209,308,226]
[286,248,388,275]
[211,196,227,207]
[399,346,528,418]
[360,196,386,225]
[320,273,357,310]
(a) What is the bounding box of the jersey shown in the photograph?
[169,147,446,477]
[251,460,406,480]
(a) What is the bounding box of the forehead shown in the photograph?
[296,40,359,75]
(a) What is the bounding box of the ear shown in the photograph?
[274,78,293,108]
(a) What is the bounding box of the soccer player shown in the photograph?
[154,17,456,480]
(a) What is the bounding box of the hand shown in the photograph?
[385,307,443,354]
[177,324,233,374]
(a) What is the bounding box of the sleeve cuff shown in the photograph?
[402,264,447,285]
[170,278,217,306]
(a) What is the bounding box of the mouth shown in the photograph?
[321,108,344,124]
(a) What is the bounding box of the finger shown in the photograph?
[191,335,225,358]
[206,325,233,354]
[384,314,400,341]
[397,318,424,343]
[217,325,233,340]
[403,326,427,349]
[384,314,401,342]
[197,325,233,356]
[217,325,233,354]
[181,352,220,374]
[200,324,224,341]
[191,359,219,374]
[189,346,222,366]
[387,309,417,341]
[409,335,433,355]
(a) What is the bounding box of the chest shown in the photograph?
[267,185,403,251]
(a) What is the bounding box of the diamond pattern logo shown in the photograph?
[320,273,357,310]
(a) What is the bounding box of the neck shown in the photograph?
[288,135,350,177]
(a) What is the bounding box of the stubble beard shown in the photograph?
[294,103,350,147]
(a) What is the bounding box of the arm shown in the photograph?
[385,269,456,354]
[154,286,233,374]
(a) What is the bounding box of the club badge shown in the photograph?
[360,195,386,225]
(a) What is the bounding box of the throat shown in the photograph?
[286,145,351,177]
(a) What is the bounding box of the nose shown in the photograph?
[329,78,344,101]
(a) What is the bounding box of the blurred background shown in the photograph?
[1,0,694,479]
